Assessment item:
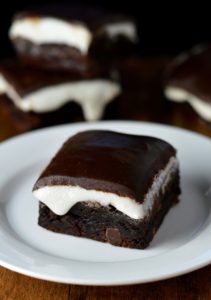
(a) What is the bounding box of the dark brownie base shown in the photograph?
[13,38,99,73]
[0,96,84,132]
[38,172,180,249]
[12,37,136,73]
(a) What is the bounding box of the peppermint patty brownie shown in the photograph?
[9,4,138,72]
[33,130,180,249]
[164,44,211,122]
[0,61,120,122]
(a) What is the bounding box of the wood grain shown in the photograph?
[0,268,69,300]
[1,266,211,300]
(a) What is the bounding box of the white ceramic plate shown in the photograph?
[0,121,211,285]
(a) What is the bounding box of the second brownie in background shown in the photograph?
[0,60,120,122]
[0,3,142,135]
[9,3,138,73]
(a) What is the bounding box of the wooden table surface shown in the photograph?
[0,85,211,299]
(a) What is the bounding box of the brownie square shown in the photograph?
[33,130,180,249]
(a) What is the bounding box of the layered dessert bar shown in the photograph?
[9,4,138,72]
[33,130,180,249]
[0,61,120,123]
[164,44,211,122]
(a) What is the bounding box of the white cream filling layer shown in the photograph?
[165,86,211,121]
[0,74,120,121]
[9,17,92,54]
[103,22,137,42]
[9,17,137,54]
[33,157,179,220]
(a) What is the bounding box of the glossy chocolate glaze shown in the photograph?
[33,130,176,204]
[0,60,112,97]
[166,44,211,103]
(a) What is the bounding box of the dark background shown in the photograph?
[0,1,210,58]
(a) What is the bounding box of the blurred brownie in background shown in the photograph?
[0,3,173,138]
[0,60,121,131]
[0,57,171,135]
[0,95,84,132]
[164,44,211,136]
[9,3,138,73]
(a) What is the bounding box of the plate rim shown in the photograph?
[1,119,211,148]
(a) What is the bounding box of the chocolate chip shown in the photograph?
[105,228,122,246]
